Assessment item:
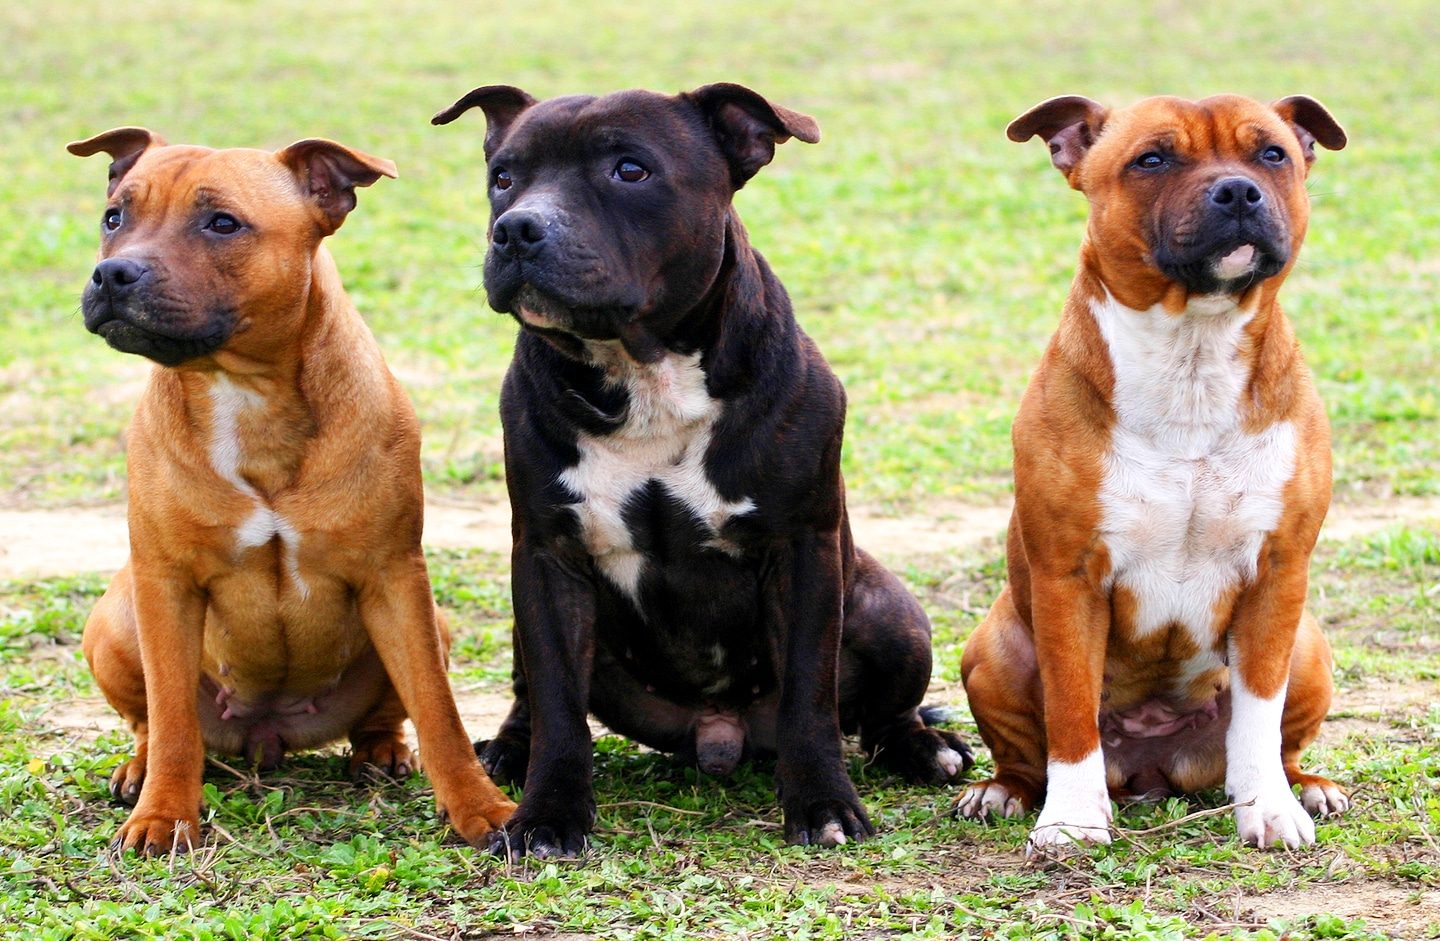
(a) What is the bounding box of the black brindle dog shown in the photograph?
[433,83,970,858]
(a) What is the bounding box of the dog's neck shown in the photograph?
[1056,258,1304,433]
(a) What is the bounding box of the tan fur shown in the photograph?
[74,134,515,854]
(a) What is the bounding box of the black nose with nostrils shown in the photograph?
[1208,176,1265,217]
[491,210,548,260]
[91,258,150,297]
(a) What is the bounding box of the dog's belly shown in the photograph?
[595,543,769,703]
[197,553,378,759]
[196,646,390,764]
[1099,690,1231,796]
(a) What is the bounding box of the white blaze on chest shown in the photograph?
[207,376,308,598]
[1090,293,1296,644]
[559,347,755,603]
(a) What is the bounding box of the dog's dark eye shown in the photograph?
[1132,152,1167,171]
[1260,145,1288,165]
[102,208,122,232]
[493,168,513,191]
[613,160,650,183]
[205,213,242,235]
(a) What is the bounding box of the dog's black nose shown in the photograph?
[91,258,150,295]
[492,210,548,260]
[1208,176,1265,216]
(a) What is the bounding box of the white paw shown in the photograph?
[1023,751,1113,855]
[1026,796,1113,855]
[955,781,1026,821]
[1299,781,1350,818]
[1234,783,1316,849]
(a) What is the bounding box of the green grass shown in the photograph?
[3,0,1438,509]
[3,0,1439,937]
[1,531,1437,939]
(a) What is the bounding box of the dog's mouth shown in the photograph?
[1154,235,1288,296]
[509,284,632,341]
[84,298,233,367]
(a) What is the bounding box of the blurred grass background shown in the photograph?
[3,0,1436,511]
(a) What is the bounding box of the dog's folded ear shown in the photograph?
[276,139,397,234]
[1007,96,1108,188]
[1271,96,1347,166]
[431,85,538,160]
[67,127,167,197]
[686,83,820,189]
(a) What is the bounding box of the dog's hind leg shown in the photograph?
[841,549,973,785]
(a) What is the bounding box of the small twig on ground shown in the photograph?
[103,846,155,904]
[204,754,257,786]
[1412,795,1440,858]
[1114,799,1250,838]
[384,923,454,941]
[598,799,707,816]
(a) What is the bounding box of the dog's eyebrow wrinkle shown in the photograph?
[192,187,229,210]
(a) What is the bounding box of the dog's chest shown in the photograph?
[1090,295,1297,644]
[560,348,755,603]
[205,376,310,598]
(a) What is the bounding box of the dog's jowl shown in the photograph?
[955,94,1349,853]
[434,83,971,858]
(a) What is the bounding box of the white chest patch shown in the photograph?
[558,346,755,603]
[1090,293,1296,646]
[207,376,308,598]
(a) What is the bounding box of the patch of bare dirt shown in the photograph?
[1243,880,1440,938]
[1332,676,1439,715]
[31,695,118,747]
[8,494,1439,582]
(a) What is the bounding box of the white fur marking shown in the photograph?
[207,376,309,599]
[207,375,264,498]
[1226,666,1314,848]
[559,349,754,604]
[1091,292,1297,662]
[1029,749,1112,852]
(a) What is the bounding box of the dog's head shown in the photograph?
[433,83,818,361]
[1008,94,1345,308]
[68,129,394,366]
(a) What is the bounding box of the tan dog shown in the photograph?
[70,128,515,854]
[956,95,1348,852]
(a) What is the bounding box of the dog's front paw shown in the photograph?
[1026,787,1112,856]
[778,770,875,848]
[438,785,518,847]
[113,808,200,856]
[874,726,974,785]
[475,734,530,788]
[485,797,594,860]
[1233,782,1316,849]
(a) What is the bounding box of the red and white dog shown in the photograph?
[957,94,1349,852]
